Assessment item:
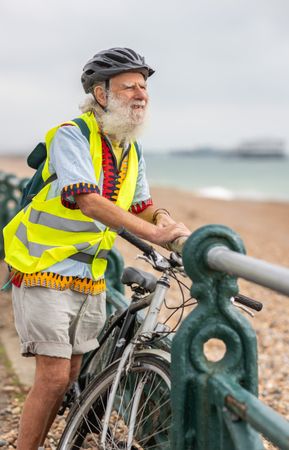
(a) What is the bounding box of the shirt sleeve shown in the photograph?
[129,142,153,214]
[50,125,100,209]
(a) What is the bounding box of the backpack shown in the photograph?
[19,117,142,210]
[19,118,90,209]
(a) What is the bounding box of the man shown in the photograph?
[3,47,190,449]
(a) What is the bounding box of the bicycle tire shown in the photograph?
[57,352,171,450]
[82,313,139,389]
[81,323,122,388]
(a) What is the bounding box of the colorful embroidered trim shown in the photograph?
[102,137,129,202]
[129,198,153,214]
[61,182,100,209]
[7,270,24,289]
[22,272,106,295]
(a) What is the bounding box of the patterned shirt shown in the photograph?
[19,123,153,294]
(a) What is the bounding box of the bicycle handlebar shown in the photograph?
[118,227,188,256]
[118,228,263,313]
[234,293,263,312]
[118,227,155,255]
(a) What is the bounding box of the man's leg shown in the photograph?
[16,355,72,450]
[39,354,83,446]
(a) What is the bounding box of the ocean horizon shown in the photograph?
[145,153,289,202]
[0,152,288,203]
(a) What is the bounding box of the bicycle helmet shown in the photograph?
[81,47,155,94]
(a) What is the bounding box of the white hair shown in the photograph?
[79,81,106,115]
[79,95,101,115]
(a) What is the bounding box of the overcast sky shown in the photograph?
[1,0,289,154]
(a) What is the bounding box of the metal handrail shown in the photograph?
[207,245,289,297]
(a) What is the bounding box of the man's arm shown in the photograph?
[137,205,176,228]
[75,193,190,246]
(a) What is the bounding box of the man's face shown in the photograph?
[109,72,148,125]
[94,72,149,141]
[109,72,148,101]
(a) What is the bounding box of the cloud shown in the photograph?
[0,0,289,152]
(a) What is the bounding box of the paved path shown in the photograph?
[0,327,35,387]
[0,263,35,387]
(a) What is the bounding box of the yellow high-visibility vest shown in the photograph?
[3,112,139,280]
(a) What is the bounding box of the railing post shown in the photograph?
[0,172,27,259]
[171,224,264,450]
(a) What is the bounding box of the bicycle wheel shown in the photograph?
[57,352,171,450]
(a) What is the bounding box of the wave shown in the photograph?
[196,186,235,200]
[195,186,289,202]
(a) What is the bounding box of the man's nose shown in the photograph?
[133,86,148,101]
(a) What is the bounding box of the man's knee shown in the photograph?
[34,355,71,395]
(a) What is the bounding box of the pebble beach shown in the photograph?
[0,156,289,449]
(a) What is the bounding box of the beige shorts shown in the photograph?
[12,284,106,359]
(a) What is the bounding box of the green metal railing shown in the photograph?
[171,224,289,450]
[0,171,27,258]
[2,172,289,448]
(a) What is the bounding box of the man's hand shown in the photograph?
[151,222,191,246]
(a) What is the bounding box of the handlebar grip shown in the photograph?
[118,227,154,255]
[234,294,263,312]
[166,236,188,254]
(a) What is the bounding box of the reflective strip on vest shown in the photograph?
[97,249,109,259]
[15,222,92,259]
[29,208,101,233]
[69,249,108,264]
[69,252,93,264]
[16,223,56,257]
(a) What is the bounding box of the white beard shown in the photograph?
[100,93,148,143]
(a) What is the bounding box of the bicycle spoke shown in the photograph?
[134,376,170,433]
[58,357,171,450]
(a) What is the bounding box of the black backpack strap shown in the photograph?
[71,117,90,142]
[27,142,47,169]
[43,173,57,187]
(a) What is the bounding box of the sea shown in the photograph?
[145,154,289,203]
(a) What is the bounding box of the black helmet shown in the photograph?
[81,47,155,94]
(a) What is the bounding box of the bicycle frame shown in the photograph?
[57,229,264,448]
[99,272,172,447]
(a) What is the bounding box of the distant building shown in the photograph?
[233,139,286,158]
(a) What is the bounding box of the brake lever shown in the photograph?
[136,252,171,272]
[231,298,254,317]
[168,252,186,276]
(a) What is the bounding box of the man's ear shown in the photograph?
[93,85,107,108]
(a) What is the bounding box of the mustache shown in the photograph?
[130,100,146,107]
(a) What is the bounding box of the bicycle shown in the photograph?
[57,228,262,450]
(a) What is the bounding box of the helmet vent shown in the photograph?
[96,61,112,68]
[106,53,126,63]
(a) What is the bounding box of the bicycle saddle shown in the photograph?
[121,267,157,293]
